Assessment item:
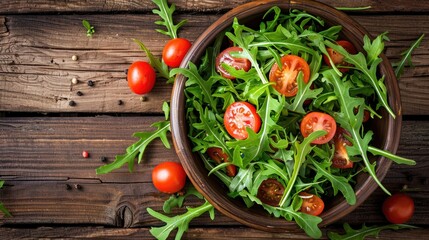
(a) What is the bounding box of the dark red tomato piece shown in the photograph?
[299,192,325,216]
[323,40,357,73]
[331,127,353,169]
[257,179,285,206]
[215,47,251,79]
[224,101,261,140]
[354,107,371,123]
[162,38,192,68]
[207,147,237,177]
[300,112,337,144]
[382,193,415,224]
[127,61,156,95]
[152,161,187,194]
[269,55,310,97]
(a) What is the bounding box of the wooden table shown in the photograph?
[0,0,428,239]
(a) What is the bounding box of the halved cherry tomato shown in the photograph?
[300,112,337,144]
[323,40,357,73]
[299,192,325,216]
[269,55,310,97]
[162,38,192,68]
[382,193,415,224]
[215,47,251,79]
[152,161,187,194]
[224,101,261,140]
[331,127,353,168]
[127,61,156,95]
[257,179,285,206]
[207,147,237,177]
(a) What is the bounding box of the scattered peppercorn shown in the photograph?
[65,184,72,190]
[87,80,94,87]
[71,78,78,84]
[100,156,108,162]
[76,91,83,96]
[82,150,89,158]
[69,100,76,106]
[117,100,123,105]
[140,96,147,102]
[124,69,128,75]
[71,55,78,61]
[74,184,82,190]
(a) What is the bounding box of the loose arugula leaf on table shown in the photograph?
[163,184,204,213]
[152,0,187,39]
[82,19,95,37]
[0,180,11,217]
[393,34,425,79]
[147,201,214,240]
[328,223,417,240]
[95,121,171,174]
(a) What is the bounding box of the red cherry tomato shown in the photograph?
[300,112,337,144]
[152,161,187,194]
[257,178,285,206]
[162,38,192,68]
[299,192,325,216]
[207,147,237,177]
[382,193,415,224]
[215,47,251,79]
[224,101,261,140]
[331,127,353,169]
[127,61,156,95]
[323,40,357,73]
[269,55,310,97]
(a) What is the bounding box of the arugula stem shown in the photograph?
[368,146,416,165]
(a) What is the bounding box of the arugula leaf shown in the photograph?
[82,19,95,37]
[163,185,203,213]
[287,209,322,239]
[148,201,214,240]
[95,121,170,174]
[328,223,418,240]
[0,180,11,217]
[133,39,173,83]
[152,0,187,39]
[393,34,425,79]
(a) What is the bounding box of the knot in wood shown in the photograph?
[115,205,133,227]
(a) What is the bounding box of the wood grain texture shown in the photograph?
[1,14,428,114]
[1,0,429,14]
[0,117,427,228]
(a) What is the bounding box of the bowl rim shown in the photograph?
[170,0,402,232]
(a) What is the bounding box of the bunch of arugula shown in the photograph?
[172,7,416,238]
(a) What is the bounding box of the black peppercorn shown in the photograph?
[100,156,108,162]
[124,69,128,75]
[69,100,76,106]
[87,80,94,87]
[74,184,82,190]
[76,91,83,96]
[118,100,123,105]
[65,184,72,190]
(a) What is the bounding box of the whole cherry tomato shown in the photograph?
[152,161,187,194]
[162,38,192,68]
[127,61,156,95]
[382,193,415,224]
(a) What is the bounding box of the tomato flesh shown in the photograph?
[300,112,337,144]
[224,101,261,140]
[207,147,237,177]
[299,192,324,216]
[331,127,353,169]
[323,40,357,73]
[162,38,192,68]
[127,61,156,95]
[269,55,310,97]
[382,193,415,224]
[152,161,187,194]
[257,179,285,206]
[216,47,251,79]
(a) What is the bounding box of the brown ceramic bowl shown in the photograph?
[171,0,401,232]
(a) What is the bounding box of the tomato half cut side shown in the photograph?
[331,127,353,169]
[224,101,261,140]
[300,112,337,144]
[257,179,285,206]
[207,147,237,177]
[269,54,310,97]
[323,40,357,73]
[299,192,325,216]
[215,47,251,79]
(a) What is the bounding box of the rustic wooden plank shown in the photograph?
[0,117,428,227]
[1,0,428,14]
[0,225,427,240]
[1,14,428,114]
